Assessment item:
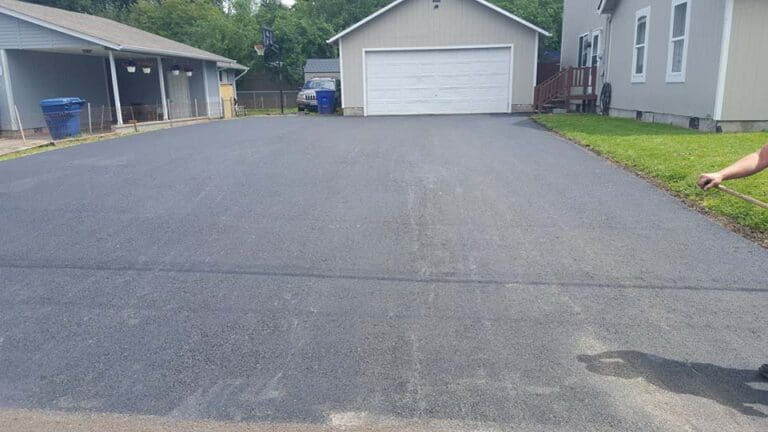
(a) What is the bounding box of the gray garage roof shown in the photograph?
[0,0,237,63]
[304,58,340,73]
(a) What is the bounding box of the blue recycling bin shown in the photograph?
[315,90,335,115]
[40,98,86,140]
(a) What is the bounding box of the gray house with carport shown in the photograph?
[0,0,246,135]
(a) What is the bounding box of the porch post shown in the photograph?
[202,61,211,117]
[0,49,18,130]
[108,51,123,125]
[157,57,168,120]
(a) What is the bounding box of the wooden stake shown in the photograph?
[717,185,768,210]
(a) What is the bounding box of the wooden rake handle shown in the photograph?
[717,185,768,210]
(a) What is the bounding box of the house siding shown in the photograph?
[720,0,768,122]
[606,0,726,121]
[0,13,98,50]
[339,0,539,113]
[304,71,340,81]
[6,49,109,130]
[561,0,606,69]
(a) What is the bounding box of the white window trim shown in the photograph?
[632,6,651,83]
[578,32,589,67]
[590,28,603,67]
[665,0,691,83]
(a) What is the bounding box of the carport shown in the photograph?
[0,0,245,133]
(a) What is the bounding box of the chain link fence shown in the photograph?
[5,93,302,145]
[7,99,234,143]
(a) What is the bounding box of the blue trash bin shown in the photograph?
[40,98,86,140]
[315,90,335,115]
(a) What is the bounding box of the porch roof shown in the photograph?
[0,0,235,63]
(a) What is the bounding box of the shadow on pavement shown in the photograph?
[577,350,768,417]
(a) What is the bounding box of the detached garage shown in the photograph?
[328,0,550,116]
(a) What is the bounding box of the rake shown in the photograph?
[716,185,768,210]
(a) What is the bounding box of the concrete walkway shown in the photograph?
[0,135,50,156]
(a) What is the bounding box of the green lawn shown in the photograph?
[532,114,768,235]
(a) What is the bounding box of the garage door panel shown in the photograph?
[365,47,512,115]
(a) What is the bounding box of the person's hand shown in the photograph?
[698,172,723,190]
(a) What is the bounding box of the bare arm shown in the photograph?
[698,143,768,190]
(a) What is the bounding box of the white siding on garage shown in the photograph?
[338,0,539,115]
[365,46,512,115]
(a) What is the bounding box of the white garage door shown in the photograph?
[364,46,512,116]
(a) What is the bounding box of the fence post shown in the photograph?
[100,105,105,132]
[260,96,264,109]
[87,102,93,135]
[167,99,173,126]
[280,90,284,114]
[13,105,25,145]
[195,99,199,118]
[230,97,235,117]
[252,91,256,108]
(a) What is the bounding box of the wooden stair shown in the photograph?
[534,66,598,113]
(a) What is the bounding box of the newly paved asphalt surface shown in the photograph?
[1,115,766,431]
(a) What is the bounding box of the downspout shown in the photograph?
[235,68,249,81]
[604,13,613,83]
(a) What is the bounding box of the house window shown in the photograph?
[591,31,601,66]
[578,33,589,67]
[666,0,691,82]
[632,7,651,82]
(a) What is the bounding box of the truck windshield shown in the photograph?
[304,80,334,90]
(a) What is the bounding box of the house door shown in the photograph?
[220,83,234,118]
[166,72,192,119]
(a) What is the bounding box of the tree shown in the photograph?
[26,0,138,15]
[37,0,564,86]
[126,0,243,62]
[489,0,563,53]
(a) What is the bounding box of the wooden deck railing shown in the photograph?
[534,66,598,112]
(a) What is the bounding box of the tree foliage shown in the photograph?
[29,0,562,84]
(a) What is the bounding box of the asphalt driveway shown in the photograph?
[1,115,766,431]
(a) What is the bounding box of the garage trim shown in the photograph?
[362,44,514,116]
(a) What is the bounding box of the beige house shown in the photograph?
[561,0,768,132]
[327,0,550,116]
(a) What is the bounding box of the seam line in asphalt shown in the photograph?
[0,263,764,293]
